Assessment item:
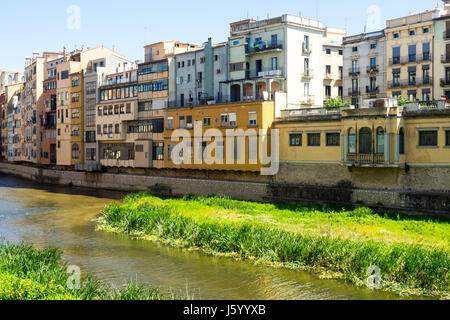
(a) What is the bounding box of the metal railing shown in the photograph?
[348,68,360,76]
[389,55,431,65]
[100,76,138,87]
[388,78,432,88]
[346,153,385,165]
[302,69,314,78]
[245,41,283,54]
[348,88,360,96]
[367,65,379,74]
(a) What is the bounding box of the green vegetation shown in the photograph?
[324,97,350,108]
[397,96,410,106]
[98,193,450,298]
[0,242,180,300]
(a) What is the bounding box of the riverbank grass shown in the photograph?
[98,193,450,298]
[0,242,180,300]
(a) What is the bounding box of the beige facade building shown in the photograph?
[56,46,126,166]
[323,28,346,103]
[385,10,436,101]
[23,52,61,163]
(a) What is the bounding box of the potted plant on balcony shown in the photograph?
[324,98,350,111]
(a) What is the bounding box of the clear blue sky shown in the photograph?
[0,0,441,71]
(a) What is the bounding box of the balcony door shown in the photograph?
[255,60,262,76]
[359,128,372,154]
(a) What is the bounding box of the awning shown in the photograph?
[392,68,401,74]
[407,90,417,95]
[422,64,430,70]
[408,66,417,72]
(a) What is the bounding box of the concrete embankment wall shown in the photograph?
[0,161,449,216]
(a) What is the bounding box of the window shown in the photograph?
[370,43,377,49]
[220,114,228,126]
[229,113,237,127]
[249,112,257,126]
[394,33,399,39]
[423,43,430,60]
[326,65,331,74]
[352,47,358,52]
[326,48,331,54]
[203,117,211,127]
[290,134,302,147]
[186,116,193,129]
[339,49,343,55]
[423,27,429,34]
[179,116,185,129]
[376,128,385,154]
[326,133,340,146]
[167,117,174,130]
[408,44,416,62]
[61,71,69,79]
[399,128,405,154]
[152,142,164,161]
[115,124,120,134]
[409,30,415,36]
[307,133,321,146]
[419,131,438,146]
[446,130,450,146]
[72,144,80,159]
[271,57,278,70]
[325,85,331,98]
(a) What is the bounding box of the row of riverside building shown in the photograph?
[1,4,450,176]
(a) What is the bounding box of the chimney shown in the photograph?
[32,51,39,59]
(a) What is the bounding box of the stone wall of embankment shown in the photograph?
[0,161,449,216]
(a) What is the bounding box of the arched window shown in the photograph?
[348,128,356,154]
[399,128,405,155]
[359,128,372,154]
[376,127,385,154]
[72,144,79,159]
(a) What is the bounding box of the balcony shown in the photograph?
[302,69,314,79]
[348,88,360,96]
[440,78,450,87]
[366,86,379,94]
[443,31,450,40]
[367,65,379,74]
[348,68,360,77]
[346,154,386,166]
[300,95,315,106]
[245,41,283,55]
[388,79,433,89]
[389,55,431,65]
[100,76,138,87]
[441,55,450,64]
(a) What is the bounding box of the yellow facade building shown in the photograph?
[164,100,275,172]
[275,103,450,169]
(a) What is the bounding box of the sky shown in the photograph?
[0,0,442,71]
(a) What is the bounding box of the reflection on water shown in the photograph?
[0,173,424,300]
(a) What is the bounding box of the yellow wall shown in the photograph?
[164,101,275,172]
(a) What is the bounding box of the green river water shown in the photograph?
[0,173,426,300]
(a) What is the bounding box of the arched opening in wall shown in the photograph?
[256,81,267,100]
[72,144,80,160]
[348,128,356,154]
[244,83,254,100]
[359,127,372,154]
[376,127,385,154]
[271,82,280,99]
[399,128,405,155]
[230,84,241,102]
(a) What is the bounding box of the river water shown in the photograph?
[0,173,423,300]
